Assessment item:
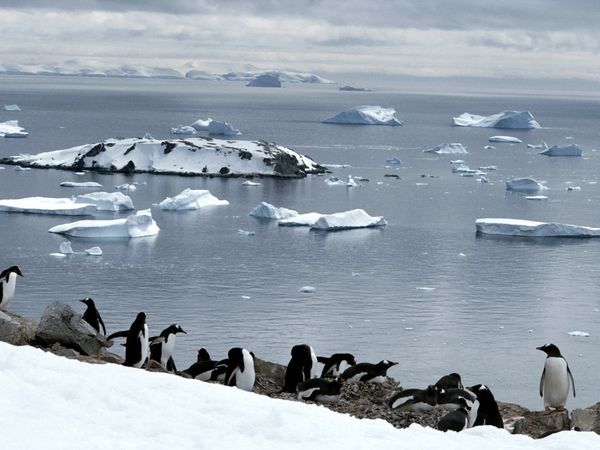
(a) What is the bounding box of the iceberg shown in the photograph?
[424,143,468,154]
[323,106,402,126]
[74,192,134,211]
[453,111,540,129]
[506,178,546,192]
[489,136,523,143]
[59,241,74,255]
[208,121,241,136]
[385,157,402,164]
[49,209,159,238]
[0,120,28,138]
[190,118,212,131]
[325,175,359,187]
[568,331,590,337]
[527,141,548,150]
[60,181,103,188]
[339,85,371,92]
[278,212,323,227]
[246,73,281,87]
[85,246,103,256]
[170,125,198,135]
[311,209,387,231]
[299,286,316,293]
[115,183,136,193]
[540,144,583,157]
[159,188,229,210]
[0,137,325,178]
[249,202,298,220]
[242,180,261,186]
[476,218,600,237]
[0,197,96,215]
[4,104,21,111]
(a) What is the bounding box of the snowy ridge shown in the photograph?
[476,218,600,237]
[0,137,325,178]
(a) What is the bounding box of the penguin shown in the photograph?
[79,297,106,335]
[437,397,471,432]
[297,377,345,403]
[181,348,228,382]
[341,359,398,384]
[537,343,576,410]
[0,265,23,311]
[437,388,476,410]
[467,384,503,428]
[283,344,318,392]
[435,372,463,390]
[149,324,187,372]
[225,347,255,391]
[386,385,439,412]
[318,353,356,378]
[107,312,149,368]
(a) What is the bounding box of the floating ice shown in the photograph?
[74,172,86,175]
[74,192,134,211]
[525,196,548,201]
[476,218,600,237]
[323,106,402,126]
[484,145,495,150]
[278,212,323,227]
[424,143,468,154]
[170,125,198,135]
[242,180,261,186]
[489,136,523,143]
[339,85,371,92]
[49,209,159,238]
[85,246,103,256]
[300,286,316,293]
[540,144,583,157]
[238,229,255,236]
[159,188,229,210]
[246,73,281,87]
[4,104,21,111]
[0,197,96,215]
[506,178,546,192]
[115,183,137,193]
[49,253,67,258]
[527,141,548,150]
[479,166,497,171]
[321,164,351,169]
[453,111,540,129]
[566,186,581,191]
[568,331,590,337]
[249,202,298,220]
[311,209,387,231]
[0,120,28,138]
[450,160,465,165]
[208,120,241,136]
[452,164,478,174]
[385,157,402,164]
[417,287,436,291]
[60,181,103,188]
[59,241,73,255]
[190,118,212,131]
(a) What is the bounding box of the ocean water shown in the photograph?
[1,75,599,409]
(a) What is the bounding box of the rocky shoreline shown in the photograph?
[1,303,598,438]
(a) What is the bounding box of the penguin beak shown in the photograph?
[536,346,543,351]
[180,328,187,334]
[79,299,86,304]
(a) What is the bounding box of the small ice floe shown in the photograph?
[0,120,28,137]
[85,246,103,256]
[452,164,478,174]
[321,164,351,169]
[476,218,600,237]
[528,329,534,334]
[568,331,590,337]
[565,136,573,140]
[60,181,103,188]
[476,177,488,183]
[49,252,67,258]
[416,287,436,291]
[242,180,261,186]
[0,166,5,170]
[49,209,159,238]
[424,143,468,154]
[325,175,359,187]
[376,181,384,185]
[566,186,581,191]
[115,183,137,193]
[489,136,523,143]
[238,229,255,236]
[540,144,583,157]
[299,286,316,293]
[484,145,495,150]
[14,166,31,171]
[459,253,466,257]
[405,327,414,331]
[323,105,402,126]
[525,195,548,200]
[311,209,386,231]
[74,192,134,212]
[249,201,298,220]
[452,111,540,129]
[450,160,465,165]
[241,295,251,300]
[74,172,86,176]
[351,272,360,277]
[59,241,74,255]
[385,157,402,164]
[160,189,229,210]
[170,125,198,135]
[479,166,497,171]
[4,104,21,111]
[527,141,548,150]
[506,177,546,192]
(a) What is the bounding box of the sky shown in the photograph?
[1,1,599,86]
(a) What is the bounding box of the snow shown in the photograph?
[312,209,387,231]
[323,106,402,126]
[170,125,198,135]
[452,111,540,129]
[506,178,546,192]
[208,120,241,136]
[425,143,468,154]
[279,212,323,227]
[0,197,96,215]
[568,331,590,337]
[476,218,600,237]
[242,180,261,186]
[527,141,548,150]
[489,136,523,143]
[247,73,282,87]
[85,246,103,256]
[48,209,159,238]
[74,192,134,211]
[190,118,213,131]
[3,342,598,450]
[159,189,229,210]
[249,202,298,220]
[4,104,21,111]
[0,120,28,138]
[60,181,103,188]
[540,144,583,157]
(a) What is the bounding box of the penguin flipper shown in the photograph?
[317,356,329,364]
[107,330,128,341]
[567,365,576,397]
[539,367,545,397]
[98,313,107,336]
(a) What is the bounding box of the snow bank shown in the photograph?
[60,181,103,188]
[208,121,241,136]
[323,106,402,126]
[247,73,281,87]
[476,218,600,237]
[2,343,597,450]
[170,125,198,135]
[506,178,546,192]
[0,120,28,138]
[453,111,540,129]
[0,197,96,215]
[0,137,324,178]
[159,188,229,210]
[4,104,21,111]
[74,192,134,211]
[489,136,523,143]
[312,209,387,231]
[48,209,159,238]
[249,202,298,220]
[425,143,468,154]
[540,144,583,157]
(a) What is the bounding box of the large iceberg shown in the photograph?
[208,121,241,136]
[159,189,229,210]
[311,209,387,231]
[489,136,523,143]
[540,144,583,157]
[190,118,212,131]
[0,120,28,138]
[0,197,96,215]
[249,201,298,220]
[0,137,325,178]
[49,209,159,238]
[278,212,323,227]
[476,218,600,237]
[453,111,540,129]
[323,106,402,126]
[424,143,468,154]
[246,73,281,87]
[74,192,134,211]
[60,181,103,188]
[506,178,546,192]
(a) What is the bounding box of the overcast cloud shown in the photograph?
[1,1,599,83]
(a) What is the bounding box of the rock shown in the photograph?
[253,357,286,395]
[36,301,110,356]
[571,402,600,433]
[145,359,170,373]
[0,310,37,345]
[522,410,570,437]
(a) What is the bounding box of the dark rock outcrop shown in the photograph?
[0,310,37,345]
[572,402,600,433]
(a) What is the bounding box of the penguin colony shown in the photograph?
[1,265,578,432]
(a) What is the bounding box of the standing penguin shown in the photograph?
[108,312,149,368]
[149,324,187,372]
[0,265,23,311]
[225,347,255,391]
[468,384,503,428]
[437,397,471,432]
[537,343,576,410]
[341,359,398,384]
[284,344,318,392]
[318,353,356,378]
[79,297,106,335]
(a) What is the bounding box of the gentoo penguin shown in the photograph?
[284,344,318,392]
[149,324,187,372]
[107,312,149,368]
[297,378,345,403]
[225,347,255,391]
[318,353,356,378]
[537,343,576,410]
[386,385,439,412]
[0,265,23,311]
[435,373,463,390]
[79,297,106,335]
[181,348,228,382]
[467,384,503,428]
[341,359,398,384]
[437,388,476,410]
[437,397,471,432]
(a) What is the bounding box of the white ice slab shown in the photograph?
[60,181,103,188]
[159,188,229,210]
[506,178,546,192]
[74,192,134,211]
[453,111,540,129]
[311,209,387,231]
[0,120,28,137]
[249,202,298,220]
[476,218,600,237]
[489,136,523,143]
[540,144,583,157]
[323,106,402,126]
[0,197,96,215]
[424,143,468,154]
[49,209,159,238]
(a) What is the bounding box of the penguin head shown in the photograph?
[79,297,95,307]
[134,312,146,324]
[379,359,398,369]
[4,266,23,277]
[457,396,471,410]
[468,384,488,393]
[197,348,211,362]
[537,343,562,357]
[343,353,357,366]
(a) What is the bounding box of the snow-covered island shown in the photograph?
[476,218,600,237]
[323,106,402,126]
[453,111,540,129]
[0,137,326,178]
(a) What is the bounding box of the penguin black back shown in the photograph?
[468,384,503,428]
[435,373,463,390]
[318,353,356,378]
[341,359,397,383]
[80,297,106,335]
[284,344,316,392]
[0,265,23,310]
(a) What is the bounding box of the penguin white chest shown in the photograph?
[543,357,569,408]
[235,351,256,391]
[309,347,318,379]
[0,273,18,309]
[139,324,149,366]
[162,334,176,366]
